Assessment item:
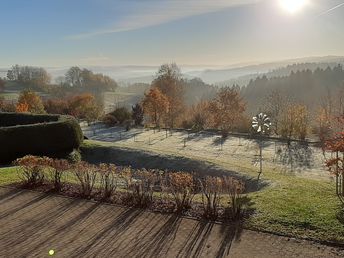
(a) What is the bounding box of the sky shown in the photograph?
[1,0,344,68]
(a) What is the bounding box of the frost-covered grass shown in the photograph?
[82,126,331,181]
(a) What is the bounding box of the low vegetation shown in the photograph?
[9,155,246,222]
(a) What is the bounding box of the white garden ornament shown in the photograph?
[252,113,271,182]
[252,113,271,134]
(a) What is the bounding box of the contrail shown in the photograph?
[318,2,344,16]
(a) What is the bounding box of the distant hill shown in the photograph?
[241,64,344,115]
[200,56,344,85]
[216,61,344,87]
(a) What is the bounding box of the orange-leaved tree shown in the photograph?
[68,93,102,123]
[208,86,246,135]
[142,87,169,128]
[16,102,29,113]
[17,89,45,114]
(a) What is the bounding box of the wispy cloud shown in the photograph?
[67,0,260,40]
[318,2,344,16]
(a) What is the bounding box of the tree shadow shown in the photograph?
[82,145,268,193]
[125,214,182,257]
[0,187,26,203]
[275,141,314,173]
[0,193,49,220]
[186,132,214,143]
[212,136,227,146]
[215,221,244,258]
[252,138,274,149]
[3,198,93,253]
[73,208,143,256]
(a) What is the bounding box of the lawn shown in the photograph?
[247,173,344,243]
[0,167,20,185]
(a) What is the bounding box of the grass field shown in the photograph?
[0,92,20,101]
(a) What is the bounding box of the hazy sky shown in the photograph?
[1,0,344,67]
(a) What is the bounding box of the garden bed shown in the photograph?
[9,155,250,223]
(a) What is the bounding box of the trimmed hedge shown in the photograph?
[0,112,83,163]
[0,113,59,127]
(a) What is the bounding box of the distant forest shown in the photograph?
[241,65,344,114]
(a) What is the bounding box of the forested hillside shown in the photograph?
[241,65,344,114]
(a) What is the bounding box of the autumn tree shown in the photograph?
[132,103,144,126]
[152,63,184,128]
[262,89,289,135]
[68,93,102,123]
[17,89,45,114]
[44,99,70,114]
[16,103,29,113]
[142,87,169,128]
[208,86,246,134]
[279,104,310,141]
[182,100,210,131]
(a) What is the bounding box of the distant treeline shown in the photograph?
[241,65,344,114]
[4,65,118,95]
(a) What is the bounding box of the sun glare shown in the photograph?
[279,0,308,14]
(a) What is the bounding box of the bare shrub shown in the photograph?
[128,169,158,207]
[164,172,195,213]
[73,162,97,198]
[99,163,119,200]
[223,176,246,220]
[14,155,51,187]
[199,176,223,220]
[49,159,70,192]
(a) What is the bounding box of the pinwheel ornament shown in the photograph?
[252,113,271,182]
[252,113,271,134]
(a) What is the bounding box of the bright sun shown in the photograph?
[279,0,309,14]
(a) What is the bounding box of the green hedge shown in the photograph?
[0,112,83,163]
[0,113,59,127]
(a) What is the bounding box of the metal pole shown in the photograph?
[258,142,262,181]
[260,143,262,176]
